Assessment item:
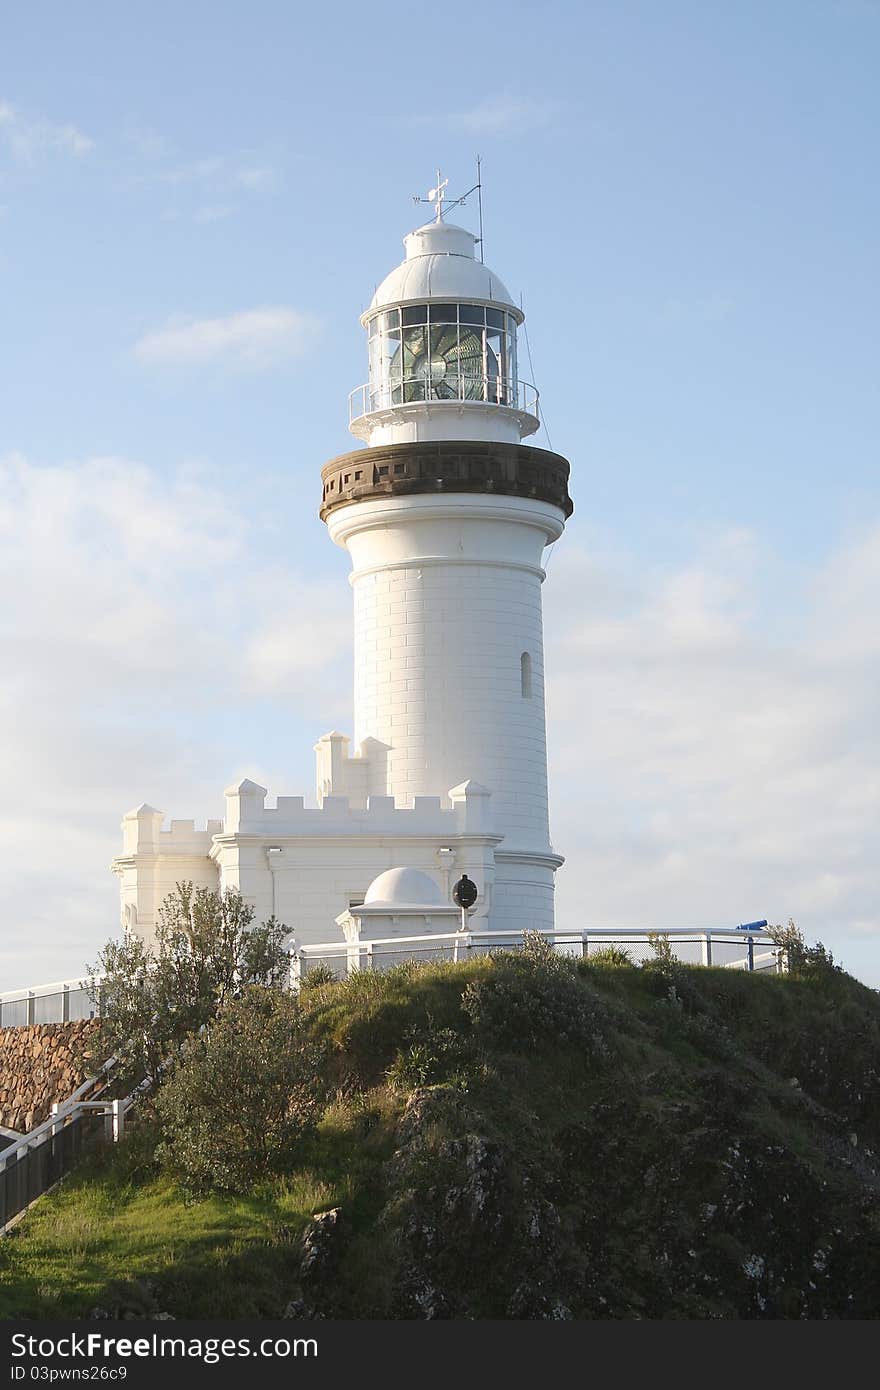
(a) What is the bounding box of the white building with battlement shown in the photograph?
[113,190,573,945]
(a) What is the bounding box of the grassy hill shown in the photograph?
[2,943,879,1319]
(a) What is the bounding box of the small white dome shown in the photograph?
[364,866,444,907]
[366,220,521,321]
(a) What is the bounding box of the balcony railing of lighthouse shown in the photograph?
[349,375,539,425]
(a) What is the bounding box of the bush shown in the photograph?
[581,945,633,969]
[461,933,609,1054]
[386,1023,473,1091]
[299,963,340,992]
[767,919,842,986]
[155,987,327,1193]
[86,883,290,1087]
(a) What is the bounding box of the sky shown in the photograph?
[1,0,878,988]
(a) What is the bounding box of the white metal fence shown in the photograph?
[0,1059,133,1234]
[0,978,98,1028]
[293,926,782,986]
[1,929,781,1025]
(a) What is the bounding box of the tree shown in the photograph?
[767,918,842,984]
[85,883,290,1088]
[154,986,327,1192]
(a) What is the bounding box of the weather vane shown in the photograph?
[413,160,485,257]
[414,169,449,222]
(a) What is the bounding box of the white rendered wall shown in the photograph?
[327,493,565,858]
[356,403,527,448]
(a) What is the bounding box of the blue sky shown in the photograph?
[1,1,879,986]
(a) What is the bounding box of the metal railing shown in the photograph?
[349,375,539,424]
[0,1059,131,1234]
[0,977,99,1028]
[293,926,783,985]
[4,925,780,1022]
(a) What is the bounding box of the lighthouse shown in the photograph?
[319,184,573,930]
[113,181,573,945]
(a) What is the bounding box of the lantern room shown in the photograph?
[349,218,540,446]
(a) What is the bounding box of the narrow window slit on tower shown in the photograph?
[521,651,533,698]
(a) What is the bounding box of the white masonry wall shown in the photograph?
[328,492,566,857]
[112,805,221,949]
[210,777,502,947]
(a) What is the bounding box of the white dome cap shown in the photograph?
[365,221,522,322]
[364,866,444,907]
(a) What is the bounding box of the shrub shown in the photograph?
[767,919,842,985]
[155,987,327,1192]
[299,963,340,992]
[582,945,633,968]
[461,933,608,1054]
[386,1024,473,1091]
[86,883,290,1087]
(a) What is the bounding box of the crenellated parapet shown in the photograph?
[220,775,495,839]
[120,803,222,856]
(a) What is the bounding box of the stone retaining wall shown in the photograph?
[0,1020,99,1133]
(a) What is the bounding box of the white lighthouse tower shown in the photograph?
[113,182,573,945]
[319,186,573,931]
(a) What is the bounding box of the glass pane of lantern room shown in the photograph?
[368,334,383,408]
[402,325,427,402]
[429,304,458,324]
[458,323,486,400]
[382,326,403,405]
[486,328,503,403]
[427,323,459,400]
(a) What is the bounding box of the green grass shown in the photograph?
[2,951,880,1319]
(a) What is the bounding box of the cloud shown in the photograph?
[243,608,352,697]
[121,150,279,223]
[131,154,278,208]
[233,166,276,191]
[3,450,877,988]
[133,308,320,369]
[443,95,561,137]
[0,452,350,986]
[0,100,94,160]
[544,523,880,972]
[193,204,234,224]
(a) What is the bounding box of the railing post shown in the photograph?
[365,942,374,973]
[111,1099,125,1144]
[61,984,70,1024]
[26,992,35,1027]
[702,933,713,967]
[747,936,755,972]
[289,951,301,996]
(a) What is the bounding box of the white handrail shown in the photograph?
[297,926,776,957]
[0,976,98,1004]
[0,1056,117,1170]
[349,375,539,422]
